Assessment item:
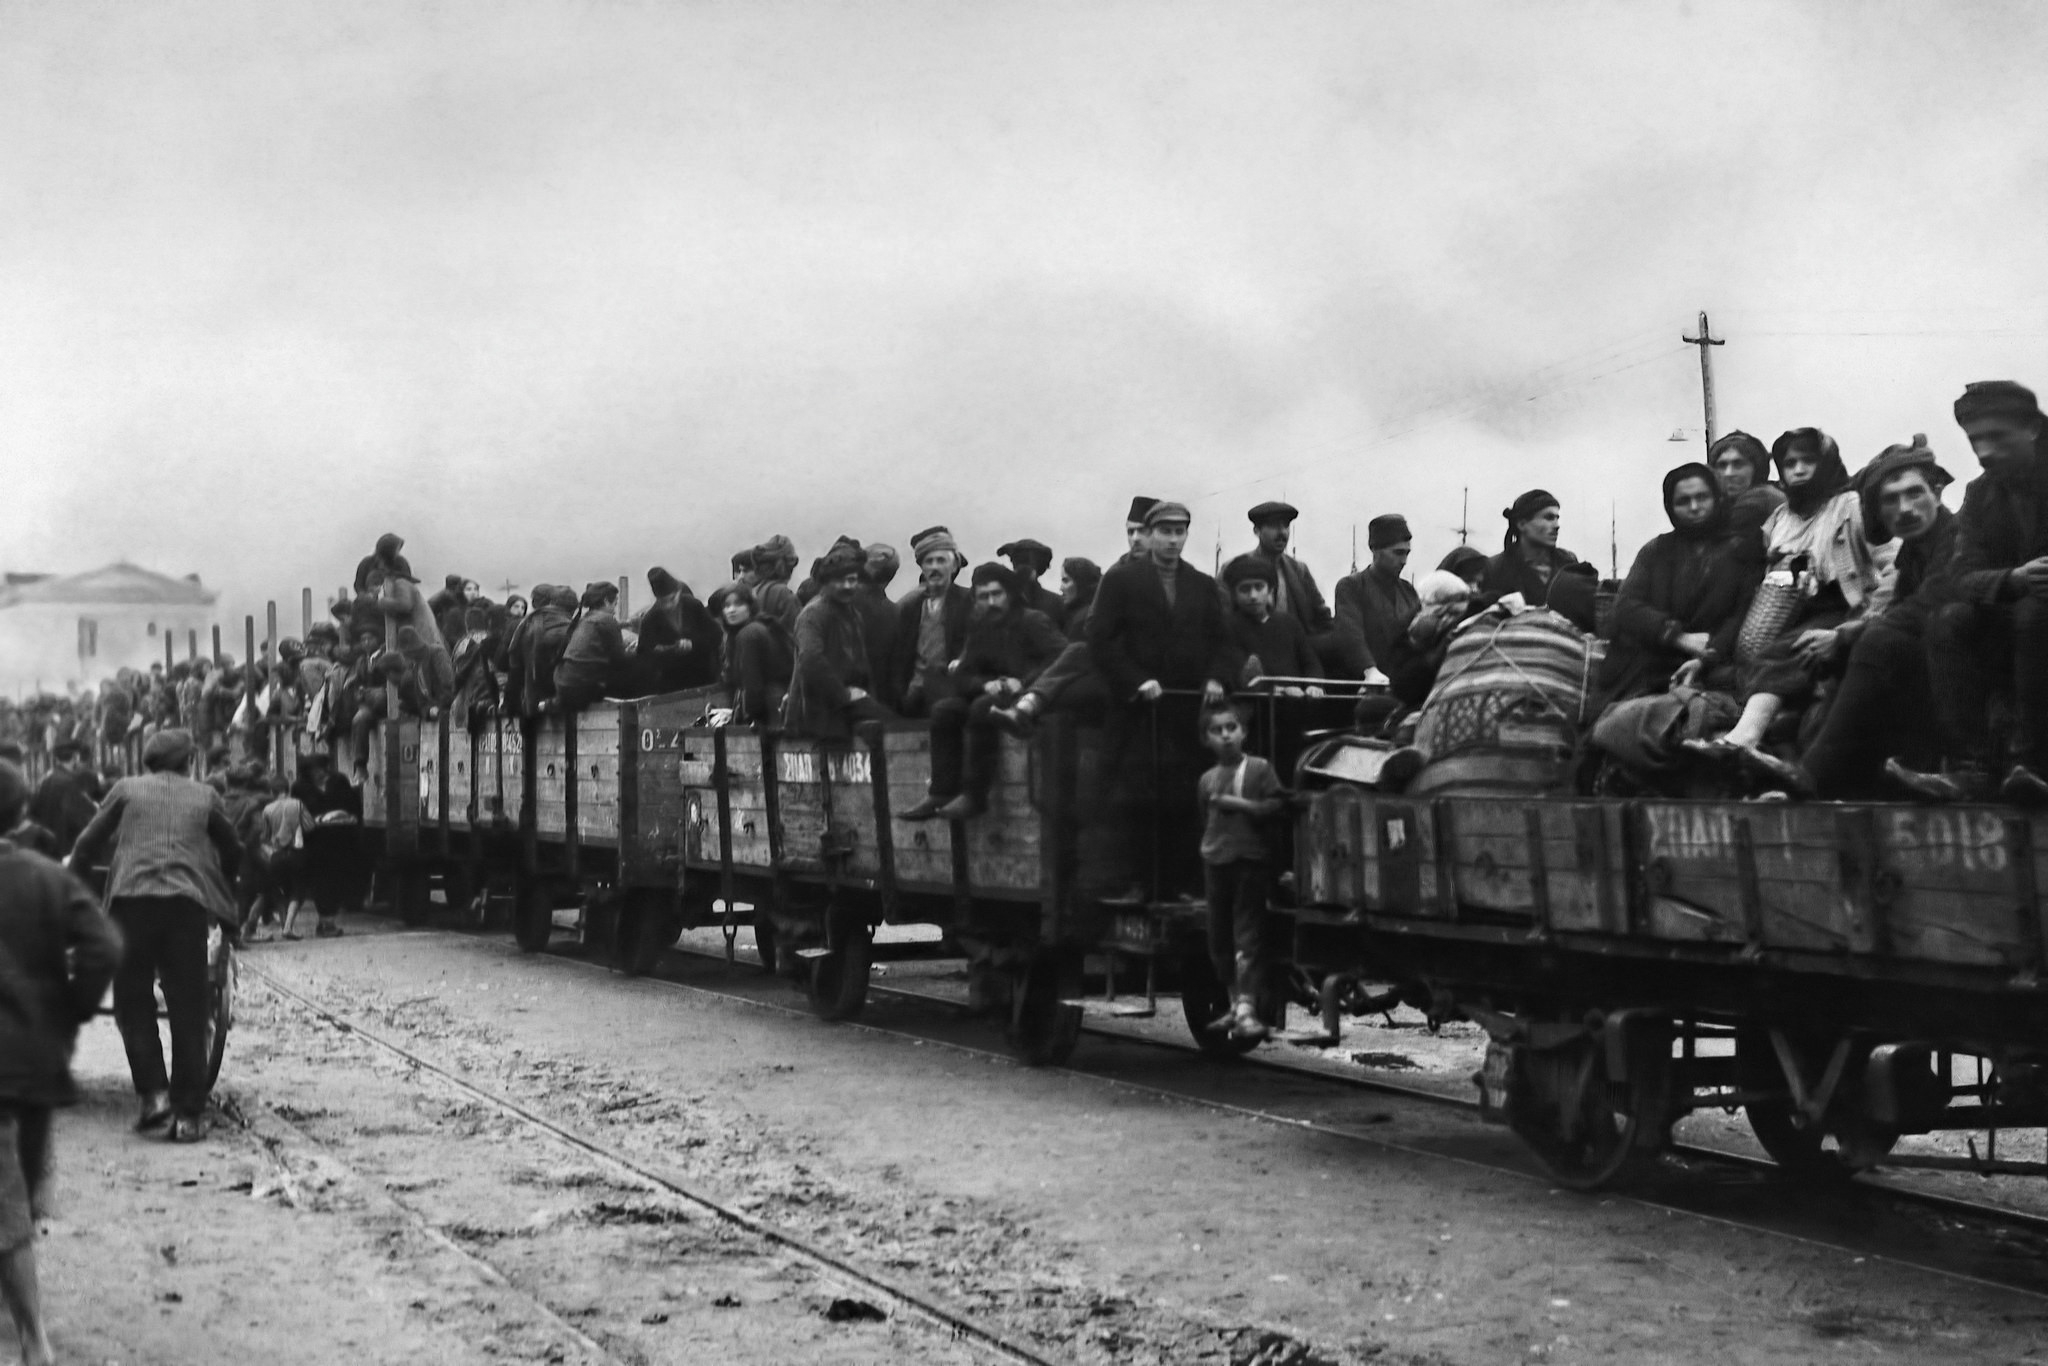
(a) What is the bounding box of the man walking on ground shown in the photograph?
[0,757,122,1365]
[68,728,242,1143]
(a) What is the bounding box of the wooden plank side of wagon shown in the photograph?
[572,706,621,849]
[625,688,728,885]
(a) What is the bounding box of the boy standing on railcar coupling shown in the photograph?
[1196,703,1283,1044]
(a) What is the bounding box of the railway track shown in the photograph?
[242,957,1069,1366]
[294,918,2048,1303]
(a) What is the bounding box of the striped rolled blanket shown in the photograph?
[1413,607,1602,762]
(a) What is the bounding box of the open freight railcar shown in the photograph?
[1294,740,2048,1189]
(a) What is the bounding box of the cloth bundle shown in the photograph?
[1412,608,1602,763]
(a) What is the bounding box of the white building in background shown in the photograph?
[0,563,217,697]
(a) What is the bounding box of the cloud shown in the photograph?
[4,0,2047,629]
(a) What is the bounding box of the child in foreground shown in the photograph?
[1196,703,1284,1042]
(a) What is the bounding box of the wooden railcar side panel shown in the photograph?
[1870,805,2032,968]
[573,710,621,846]
[628,689,729,882]
[446,722,475,832]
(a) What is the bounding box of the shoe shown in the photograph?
[1229,1004,1269,1044]
[135,1095,173,1133]
[1885,757,1992,803]
[1733,746,1813,797]
[935,794,985,821]
[316,919,344,938]
[1097,885,1148,906]
[896,796,946,821]
[2002,764,2048,806]
[1682,737,1739,761]
[169,1115,210,1144]
[992,703,1038,736]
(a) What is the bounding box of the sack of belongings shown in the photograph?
[1409,606,1602,797]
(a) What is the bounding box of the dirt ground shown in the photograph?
[32,919,2048,1365]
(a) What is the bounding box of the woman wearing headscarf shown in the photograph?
[1597,462,1760,703]
[1481,489,1597,631]
[711,583,795,727]
[1696,427,1888,761]
[1707,430,1786,542]
[1437,545,1489,590]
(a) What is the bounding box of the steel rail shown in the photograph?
[376,924,2048,1303]
[243,960,1067,1366]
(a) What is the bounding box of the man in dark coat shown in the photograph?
[901,563,1066,820]
[351,532,410,595]
[1913,379,2048,800]
[0,758,121,1365]
[504,585,576,720]
[786,546,895,740]
[553,582,629,711]
[26,742,97,858]
[1086,500,1237,901]
[1332,514,1421,676]
[1597,462,1759,702]
[633,566,720,694]
[1800,439,1960,799]
[890,528,973,717]
[997,538,1065,630]
[853,544,901,693]
[1235,501,1337,664]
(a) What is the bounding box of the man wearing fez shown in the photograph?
[1239,501,1335,659]
[1914,382,2048,801]
[997,538,1064,628]
[1086,499,1237,902]
[1333,514,1421,677]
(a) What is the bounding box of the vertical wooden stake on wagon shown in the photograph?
[211,625,222,666]
[301,587,312,640]
[244,616,257,765]
[266,600,281,775]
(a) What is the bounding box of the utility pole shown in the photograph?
[1459,487,1470,546]
[1682,310,1723,451]
[1610,502,1619,580]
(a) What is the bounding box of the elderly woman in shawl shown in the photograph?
[1692,428,1890,767]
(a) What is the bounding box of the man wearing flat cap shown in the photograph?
[1910,382,2048,800]
[1332,514,1421,678]
[1236,501,1336,666]
[891,527,973,716]
[71,729,244,1142]
[1086,499,1237,901]
[997,538,1064,629]
[1797,436,1959,798]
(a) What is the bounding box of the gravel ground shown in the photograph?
[32,918,2048,1365]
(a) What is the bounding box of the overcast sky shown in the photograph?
[6,0,2047,636]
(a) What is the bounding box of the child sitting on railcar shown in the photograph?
[1197,702,1284,1044]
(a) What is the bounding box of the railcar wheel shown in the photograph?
[805,905,871,1021]
[396,865,431,927]
[616,890,678,977]
[1008,953,1081,1068]
[1504,1026,1669,1191]
[512,876,553,953]
[203,926,234,1090]
[1735,1030,1893,1180]
[1180,954,1258,1058]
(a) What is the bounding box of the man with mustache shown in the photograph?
[1791,437,1959,798]
[1904,382,2048,802]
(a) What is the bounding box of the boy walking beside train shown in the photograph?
[1196,703,1283,1044]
